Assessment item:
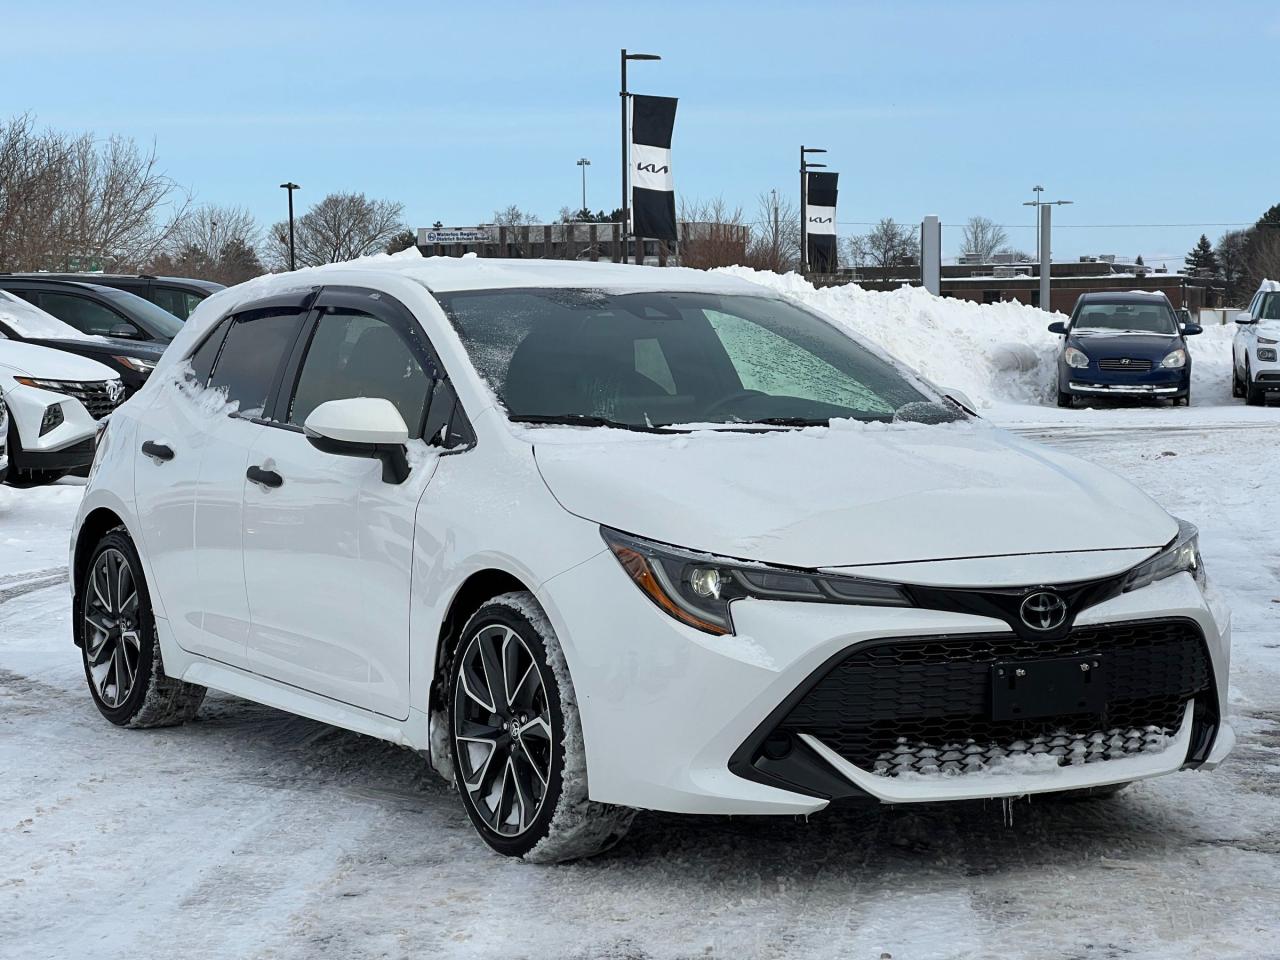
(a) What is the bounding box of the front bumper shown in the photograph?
[3,384,100,469]
[540,554,1232,815]
[1061,361,1188,397]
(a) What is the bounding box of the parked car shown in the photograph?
[1233,280,1280,405]
[71,259,1233,862]
[0,337,122,486]
[1048,291,1202,407]
[0,273,223,321]
[0,289,165,395]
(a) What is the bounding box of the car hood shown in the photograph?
[530,422,1177,569]
[1253,319,1280,340]
[0,339,119,381]
[1069,331,1181,358]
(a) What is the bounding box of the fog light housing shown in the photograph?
[1259,348,1278,362]
[39,403,65,436]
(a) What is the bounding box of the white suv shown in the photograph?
[1234,280,1280,404]
[70,257,1234,861]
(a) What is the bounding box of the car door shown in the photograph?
[240,287,445,718]
[181,296,310,666]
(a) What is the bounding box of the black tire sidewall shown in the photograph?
[447,601,568,858]
[76,530,162,726]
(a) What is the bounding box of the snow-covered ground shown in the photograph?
[2,278,1278,960]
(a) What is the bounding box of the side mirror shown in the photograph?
[1236,312,1255,325]
[109,324,139,339]
[303,397,411,484]
[1181,323,1203,336]
[940,387,978,415]
[1047,321,1068,335]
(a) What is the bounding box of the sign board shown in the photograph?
[417,227,493,245]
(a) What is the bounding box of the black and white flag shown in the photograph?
[805,171,838,272]
[631,94,678,241]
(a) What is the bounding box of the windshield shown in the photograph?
[437,288,946,428]
[0,289,90,340]
[99,287,184,339]
[1072,301,1177,335]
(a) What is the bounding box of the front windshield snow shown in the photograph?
[1073,302,1178,335]
[437,288,949,428]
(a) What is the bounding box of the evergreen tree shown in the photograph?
[1184,234,1219,277]
[1135,254,1144,266]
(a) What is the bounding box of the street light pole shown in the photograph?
[279,181,300,271]
[799,146,827,275]
[1022,196,1072,310]
[621,49,660,265]
[577,158,591,214]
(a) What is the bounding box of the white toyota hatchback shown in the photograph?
[71,255,1234,861]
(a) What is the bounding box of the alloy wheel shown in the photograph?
[83,548,142,709]
[453,624,553,837]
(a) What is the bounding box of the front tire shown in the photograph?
[449,591,635,862]
[75,529,206,727]
[1056,390,1074,408]
[1245,362,1265,406]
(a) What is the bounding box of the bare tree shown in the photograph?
[266,192,406,269]
[492,204,540,227]
[677,196,748,270]
[857,218,918,270]
[0,114,189,271]
[744,190,799,273]
[148,204,263,285]
[841,234,870,270]
[959,215,1008,262]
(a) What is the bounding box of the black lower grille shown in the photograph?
[777,619,1211,776]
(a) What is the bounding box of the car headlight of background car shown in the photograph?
[112,356,156,374]
[1161,348,1187,369]
[602,527,909,635]
[1122,519,1205,592]
[1064,346,1090,369]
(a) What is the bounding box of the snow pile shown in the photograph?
[714,267,1236,409]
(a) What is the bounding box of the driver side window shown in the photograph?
[287,307,434,437]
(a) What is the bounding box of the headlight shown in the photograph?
[112,356,157,374]
[1064,346,1090,369]
[1259,336,1278,345]
[1161,349,1187,369]
[39,403,65,436]
[14,376,64,390]
[1123,519,1205,593]
[602,528,910,635]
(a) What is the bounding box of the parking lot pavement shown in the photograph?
[1,414,1278,960]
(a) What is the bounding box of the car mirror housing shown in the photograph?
[1235,312,1255,325]
[303,397,411,484]
[1047,321,1068,335]
[1181,323,1203,336]
[109,324,139,339]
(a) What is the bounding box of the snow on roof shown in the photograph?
[1256,279,1280,294]
[221,248,768,297]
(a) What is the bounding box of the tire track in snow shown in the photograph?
[0,566,67,607]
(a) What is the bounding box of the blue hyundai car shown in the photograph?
[1049,291,1202,407]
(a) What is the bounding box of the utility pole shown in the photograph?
[621,49,660,265]
[279,181,300,271]
[577,158,591,214]
[799,146,827,275]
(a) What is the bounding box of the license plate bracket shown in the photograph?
[990,655,1105,721]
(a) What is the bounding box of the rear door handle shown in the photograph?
[141,441,174,462]
[246,464,283,489]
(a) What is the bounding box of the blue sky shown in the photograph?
[5,0,1279,268]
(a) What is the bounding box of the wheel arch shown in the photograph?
[71,507,130,646]
[431,568,532,704]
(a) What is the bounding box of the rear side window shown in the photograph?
[154,287,204,321]
[207,310,304,415]
[287,308,434,434]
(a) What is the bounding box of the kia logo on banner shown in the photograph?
[805,171,838,273]
[631,94,678,241]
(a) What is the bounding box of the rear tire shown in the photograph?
[75,529,206,728]
[448,591,635,862]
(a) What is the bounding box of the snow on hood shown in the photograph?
[530,420,1177,569]
[0,339,118,381]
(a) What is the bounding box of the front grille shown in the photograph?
[778,619,1211,777]
[37,379,122,420]
[1097,358,1153,372]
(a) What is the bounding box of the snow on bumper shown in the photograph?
[539,555,1232,815]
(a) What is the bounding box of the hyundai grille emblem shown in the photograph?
[1020,591,1068,631]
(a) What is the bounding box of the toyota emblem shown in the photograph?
[1020,591,1068,631]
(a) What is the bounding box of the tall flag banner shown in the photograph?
[631,95,678,241]
[805,171,839,272]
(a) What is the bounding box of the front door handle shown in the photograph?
[246,464,283,489]
[141,440,174,462]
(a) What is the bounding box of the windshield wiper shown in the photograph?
[729,416,831,427]
[510,414,683,433]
